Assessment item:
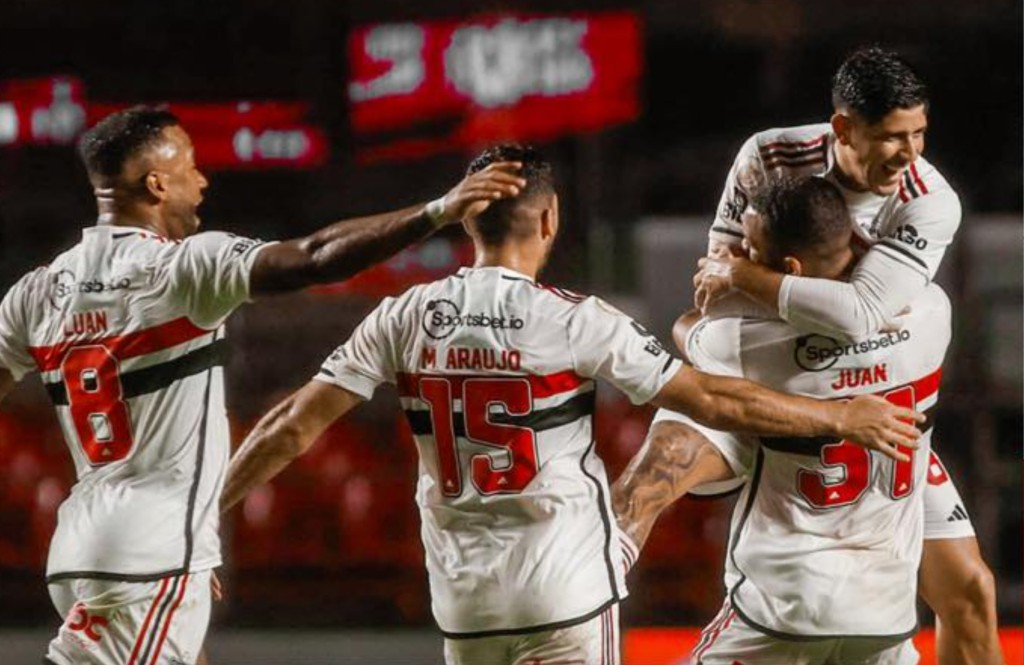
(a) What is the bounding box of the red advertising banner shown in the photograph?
[89,101,328,170]
[348,12,642,161]
[0,77,88,146]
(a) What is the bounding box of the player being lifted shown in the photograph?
[689,46,1000,665]
[221,145,921,665]
[0,105,526,665]
[618,176,952,665]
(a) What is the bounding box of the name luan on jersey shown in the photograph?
[711,123,961,280]
[316,266,681,637]
[0,227,267,581]
[685,284,952,638]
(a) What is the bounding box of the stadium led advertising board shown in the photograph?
[348,12,642,160]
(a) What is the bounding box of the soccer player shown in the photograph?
[616,176,950,664]
[220,145,922,665]
[0,105,527,665]
[691,46,1001,665]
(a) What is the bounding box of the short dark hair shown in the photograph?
[78,105,180,180]
[466,144,555,245]
[752,177,850,267]
[831,46,928,124]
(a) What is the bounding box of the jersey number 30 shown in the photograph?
[797,386,916,508]
[61,346,134,465]
[419,377,539,497]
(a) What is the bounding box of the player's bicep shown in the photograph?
[877,191,960,279]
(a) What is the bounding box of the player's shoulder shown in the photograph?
[749,123,832,169]
[896,156,958,206]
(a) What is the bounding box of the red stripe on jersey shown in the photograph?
[29,317,212,372]
[760,135,825,152]
[763,154,826,170]
[898,176,910,203]
[534,283,586,303]
[910,163,929,194]
[396,369,588,400]
[907,366,942,402]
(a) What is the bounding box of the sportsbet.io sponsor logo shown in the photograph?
[422,299,525,340]
[794,330,911,371]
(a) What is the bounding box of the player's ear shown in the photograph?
[144,171,169,201]
[831,112,853,146]
[782,256,803,276]
[540,194,558,241]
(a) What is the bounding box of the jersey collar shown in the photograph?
[456,266,535,283]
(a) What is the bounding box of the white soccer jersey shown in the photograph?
[710,123,961,338]
[684,284,951,638]
[316,265,682,637]
[0,226,267,582]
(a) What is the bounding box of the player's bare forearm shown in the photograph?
[729,259,784,311]
[250,162,524,294]
[612,421,733,550]
[221,381,362,512]
[652,365,923,461]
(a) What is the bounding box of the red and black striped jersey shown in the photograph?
[316,265,682,637]
[0,226,268,581]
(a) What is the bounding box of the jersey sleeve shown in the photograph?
[778,245,929,340]
[684,317,743,377]
[875,188,961,279]
[566,297,682,405]
[0,273,37,380]
[314,297,398,400]
[709,134,767,251]
[169,232,272,329]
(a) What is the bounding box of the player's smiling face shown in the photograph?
[834,105,928,196]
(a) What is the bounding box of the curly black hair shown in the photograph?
[78,105,180,180]
[831,46,928,124]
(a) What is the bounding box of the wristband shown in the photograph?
[425,197,449,227]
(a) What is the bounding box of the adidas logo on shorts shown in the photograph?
[947,504,969,522]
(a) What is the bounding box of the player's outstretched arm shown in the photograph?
[221,381,363,512]
[611,421,734,552]
[249,162,525,295]
[651,365,924,462]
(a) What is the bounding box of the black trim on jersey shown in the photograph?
[580,437,621,610]
[710,225,744,239]
[317,367,336,378]
[726,447,921,643]
[182,370,212,570]
[404,391,595,436]
[440,597,618,639]
[43,339,228,406]
[876,239,929,271]
[46,567,185,584]
[500,274,532,283]
[112,231,138,239]
[903,171,920,199]
[661,356,675,373]
[761,406,935,456]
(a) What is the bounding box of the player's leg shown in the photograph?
[46,571,211,665]
[690,600,825,665]
[509,602,621,665]
[918,451,1003,665]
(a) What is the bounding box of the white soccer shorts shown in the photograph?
[690,600,919,665]
[443,603,620,665]
[45,570,211,665]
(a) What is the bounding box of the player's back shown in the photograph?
[319,265,679,636]
[0,226,262,581]
[689,284,952,638]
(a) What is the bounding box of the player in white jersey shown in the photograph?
[0,105,527,665]
[688,47,1001,665]
[219,145,923,665]
[616,177,949,664]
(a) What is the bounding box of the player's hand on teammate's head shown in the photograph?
[437,161,526,224]
[838,395,926,463]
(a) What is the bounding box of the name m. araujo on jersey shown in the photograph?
[316,266,681,637]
